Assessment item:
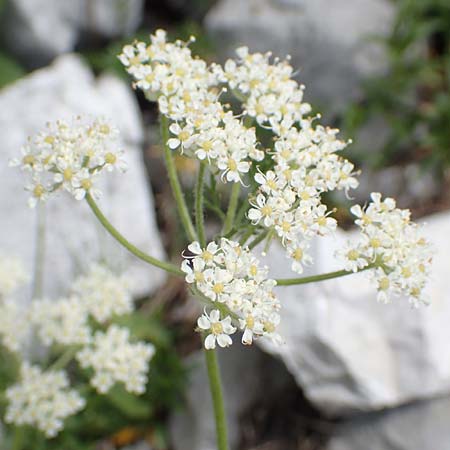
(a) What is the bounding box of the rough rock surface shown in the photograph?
[0,54,166,300]
[328,395,450,450]
[205,0,394,115]
[259,210,450,415]
[1,0,143,67]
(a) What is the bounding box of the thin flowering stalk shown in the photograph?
[275,264,375,286]
[204,347,229,450]
[195,162,207,247]
[12,427,25,450]
[85,193,183,276]
[160,115,198,242]
[222,182,241,235]
[48,347,79,372]
[247,229,269,250]
[32,203,46,300]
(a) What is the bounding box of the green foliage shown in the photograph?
[0,51,25,89]
[344,0,450,173]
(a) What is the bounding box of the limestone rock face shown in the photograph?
[205,0,394,115]
[0,54,166,300]
[1,0,143,67]
[328,396,450,450]
[259,210,450,415]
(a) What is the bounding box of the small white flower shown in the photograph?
[198,310,236,349]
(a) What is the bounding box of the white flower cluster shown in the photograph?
[214,48,360,273]
[0,254,27,298]
[76,325,155,394]
[5,363,85,437]
[338,193,432,305]
[30,264,154,394]
[11,117,126,207]
[0,255,29,352]
[213,47,312,129]
[1,262,155,436]
[182,239,281,348]
[31,297,91,346]
[72,264,133,323]
[119,29,264,184]
[247,119,358,273]
[32,264,133,345]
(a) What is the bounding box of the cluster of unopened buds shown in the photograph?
[0,259,154,437]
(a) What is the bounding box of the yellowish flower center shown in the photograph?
[63,168,73,181]
[81,179,92,190]
[264,321,275,333]
[379,277,390,290]
[228,159,237,172]
[212,283,224,294]
[211,322,223,335]
[33,184,45,198]
[105,152,117,164]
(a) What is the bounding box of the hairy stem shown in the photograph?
[222,182,240,236]
[204,347,229,450]
[275,265,374,286]
[195,162,207,247]
[85,193,183,276]
[160,115,197,242]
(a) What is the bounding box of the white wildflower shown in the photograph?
[11,117,126,206]
[197,309,236,349]
[339,192,433,305]
[5,363,85,437]
[0,254,27,297]
[72,264,133,323]
[76,325,154,394]
[183,239,281,347]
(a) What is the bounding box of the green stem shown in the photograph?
[85,193,183,277]
[195,162,207,247]
[275,265,374,286]
[49,347,79,371]
[222,183,240,236]
[247,229,269,250]
[32,203,46,299]
[11,426,24,450]
[160,115,197,242]
[238,227,256,246]
[204,347,229,450]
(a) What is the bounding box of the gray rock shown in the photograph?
[258,210,450,415]
[0,54,166,300]
[205,0,394,116]
[1,0,143,67]
[328,395,450,450]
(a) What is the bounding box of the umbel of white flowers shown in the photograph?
[0,257,155,437]
[11,29,432,355]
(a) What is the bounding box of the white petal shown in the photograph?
[204,334,216,349]
[197,316,211,330]
[188,241,202,255]
[217,334,232,348]
[210,309,221,322]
